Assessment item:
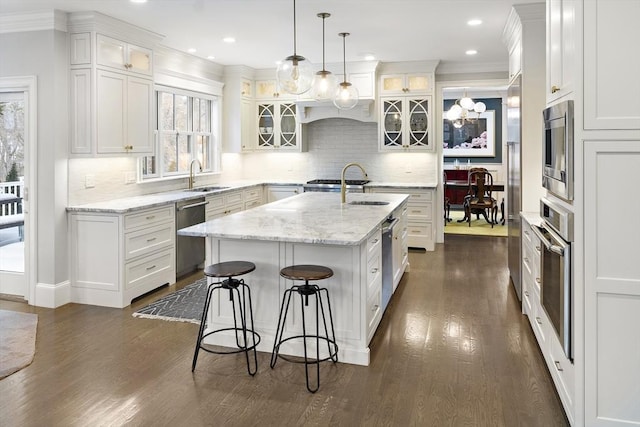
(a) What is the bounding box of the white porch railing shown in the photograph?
[1,179,23,216]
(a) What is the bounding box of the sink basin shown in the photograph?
[348,201,390,206]
[188,186,230,192]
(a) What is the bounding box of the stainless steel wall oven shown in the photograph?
[542,100,574,201]
[531,198,574,360]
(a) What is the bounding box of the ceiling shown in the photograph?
[0,0,542,72]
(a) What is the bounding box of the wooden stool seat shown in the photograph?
[280,265,333,282]
[204,261,256,278]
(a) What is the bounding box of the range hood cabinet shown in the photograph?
[296,99,376,123]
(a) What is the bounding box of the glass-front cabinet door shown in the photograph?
[382,99,404,148]
[257,103,275,148]
[279,103,297,148]
[407,98,429,147]
[380,96,431,151]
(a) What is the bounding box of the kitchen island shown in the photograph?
[178,192,410,366]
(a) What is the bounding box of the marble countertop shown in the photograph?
[178,192,409,246]
[520,211,543,226]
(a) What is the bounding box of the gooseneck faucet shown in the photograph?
[188,159,202,190]
[341,162,368,203]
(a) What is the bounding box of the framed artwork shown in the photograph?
[443,110,495,157]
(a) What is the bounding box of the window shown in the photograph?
[141,87,220,180]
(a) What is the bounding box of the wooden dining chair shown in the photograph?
[464,168,498,227]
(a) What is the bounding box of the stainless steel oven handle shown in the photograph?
[531,225,564,256]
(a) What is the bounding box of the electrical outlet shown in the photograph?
[125,171,136,184]
[85,174,95,188]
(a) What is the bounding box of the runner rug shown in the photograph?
[0,309,38,379]
[132,278,207,324]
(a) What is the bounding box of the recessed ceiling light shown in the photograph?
[466,50,478,55]
[187,48,197,54]
[275,60,282,65]
[364,54,375,61]
[130,0,147,3]
[467,19,482,26]
[223,37,236,43]
[207,55,215,60]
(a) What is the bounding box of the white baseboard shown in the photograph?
[34,280,70,308]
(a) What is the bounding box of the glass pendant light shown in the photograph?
[310,12,337,101]
[276,0,314,95]
[333,32,359,110]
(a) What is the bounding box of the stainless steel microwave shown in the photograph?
[542,100,574,201]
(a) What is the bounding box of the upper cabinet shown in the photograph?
[379,73,432,96]
[68,12,162,157]
[546,0,575,103]
[256,101,304,151]
[379,96,432,151]
[96,34,153,76]
[255,79,288,100]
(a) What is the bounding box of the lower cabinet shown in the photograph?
[368,186,434,250]
[69,205,176,308]
[521,215,574,424]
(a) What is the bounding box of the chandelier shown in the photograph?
[445,91,486,128]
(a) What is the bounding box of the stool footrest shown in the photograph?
[273,335,338,364]
[199,327,261,355]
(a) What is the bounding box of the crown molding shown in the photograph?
[0,9,67,34]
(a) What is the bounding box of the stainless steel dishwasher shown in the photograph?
[176,198,207,278]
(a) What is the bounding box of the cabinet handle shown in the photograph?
[524,230,529,236]
[535,316,542,325]
[146,265,156,271]
[524,257,529,263]
[535,277,541,285]
[371,238,379,244]
[371,304,379,312]
[524,290,530,297]
[370,268,379,274]
[554,361,563,372]
[146,215,155,220]
[551,85,560,93]
[535,245,541,252]
[124,145,133,151]
[146,237,157,242]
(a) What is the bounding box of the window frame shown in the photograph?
[140,85,221,181]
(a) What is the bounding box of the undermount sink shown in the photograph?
[348,201,390,206]
[188,186,229,192]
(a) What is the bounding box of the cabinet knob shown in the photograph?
[371,304,379,312]
[124,63,132,70]
[124,145,133,152]
[554,361,563,372]
[551,85,560,93]
[535,316,543,325]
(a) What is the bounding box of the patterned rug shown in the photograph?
[444,210,508,237]
[132,278,208,324]
[0,310,38,379]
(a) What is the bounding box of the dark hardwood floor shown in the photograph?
[0,235,569,426]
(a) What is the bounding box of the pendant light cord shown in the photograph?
[292,0,297,56]
[322,15,326,70]
[341,33,348,83]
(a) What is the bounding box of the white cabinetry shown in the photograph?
[69,205,176,308]
[266,185,302,203]
[521,215,575,425]
[205,189,244,220]
[68,12,161,156]
[243,186,264,210]
[379,73,431,95]
[365,230,383,343]
[368,187,434,251]
[546,0,575,103]
[256,101,304,151]
[223,69,256,153]
[379,96,432,151]
[392,202,409,291]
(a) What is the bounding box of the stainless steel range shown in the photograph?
[303,179,369,193]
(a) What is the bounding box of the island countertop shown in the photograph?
[178,192,409,246]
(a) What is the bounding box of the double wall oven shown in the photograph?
[531,197,574,360]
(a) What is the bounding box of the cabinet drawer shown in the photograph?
[125,249,174,290]
[244,199,261,210]
[367,230,382,259]
[407,223,431,238]
[225,191,243,205]
[409,191,432,203]
[406,203,432,221]
[124,221,174,261]
[366,288,382,343]
[529,299,548,348]
[125,206,174,231]
[243,187,262,201]
[206,194,225,210]
[546,328,575,413]
[367,254,381,298]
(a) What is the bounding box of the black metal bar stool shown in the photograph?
[270,264,338,393]
[192,261,260,376]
